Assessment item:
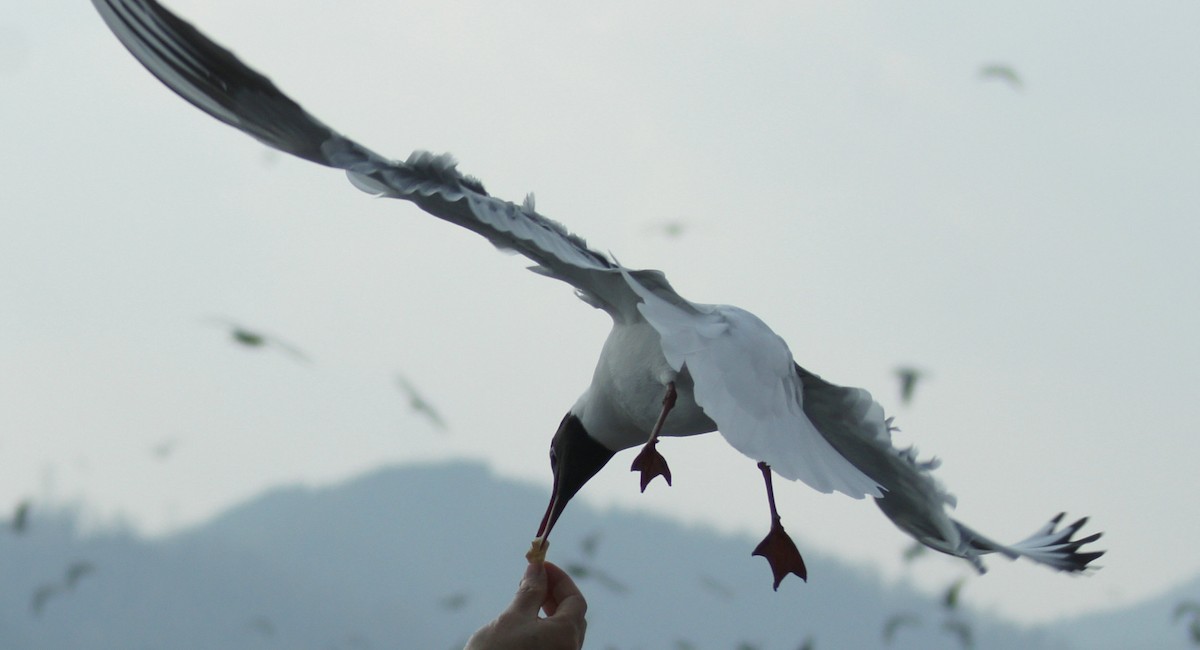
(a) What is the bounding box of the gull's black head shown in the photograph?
[534,413,615,540]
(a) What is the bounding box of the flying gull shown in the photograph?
[92,0,1103,589]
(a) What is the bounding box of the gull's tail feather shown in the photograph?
[952,513,1104,573]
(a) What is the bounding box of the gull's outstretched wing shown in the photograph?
[797,365,1104,573]
[91,0,641,317]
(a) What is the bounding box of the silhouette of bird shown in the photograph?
[901,540,927,563]
[942,577,967,611]
[149,438,178,460]
[247,615,276,637]
[438,592,469,611]
[697,574,735,600]
[28,560,97,616]
[64,561,95,590]
[203,317,310,362]
[578,529,603,559]
[11,499,30,533]
[563,561,629,594]
[1174,600,1200,645]
[643,219,688,239]
[1175,600,1200,621]
[395,374,448,431]
[978,64,1023,91]
[882,613,921,644]
[941,619,975,649]
[93,0,1105,590]
[894,366,924,405]
[30,583,60,617]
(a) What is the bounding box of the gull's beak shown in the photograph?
[534,413,616,542]
[535,472,566,540]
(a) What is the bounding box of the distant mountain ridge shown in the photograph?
[1,461,1195,649]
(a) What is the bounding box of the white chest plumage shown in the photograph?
[572,320,716,452]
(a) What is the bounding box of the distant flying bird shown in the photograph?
[438,592,469,611]
[697,574,735,600]
[901,540,927,563]
[30,583,60,617]
[941,619,975,650]
[563,562,629,594]
[93,0,1104,590]
[395,374,448,431]
[882,613,921,644]
[1175,600,1200,621]
[978,64,1023,90]
[149,438,178,460]
[11,499,30,533]
[64,561,95,590]
[1174,601,1200,645]
[893,366,924,405]
[942,577,966,611]
[643,219,689,239]
[203,317,310,362]
[577,529,603,559]
[247,616,276,637]
[28,561,94,617]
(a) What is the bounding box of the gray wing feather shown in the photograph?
[93,0,640,316]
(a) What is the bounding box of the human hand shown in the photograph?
[464,561,587,650]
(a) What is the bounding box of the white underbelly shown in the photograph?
[573,320,718,451]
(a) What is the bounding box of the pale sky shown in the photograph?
[4,0,1199,625]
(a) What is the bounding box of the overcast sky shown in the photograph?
[4,0,1199,625]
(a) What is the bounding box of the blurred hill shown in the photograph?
[1,461,1194,649]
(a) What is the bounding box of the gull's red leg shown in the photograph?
[751,461,807,589]
[630,382,676,492]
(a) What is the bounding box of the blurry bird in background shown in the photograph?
[563,529,629,594]
[643,219,689,239]
[882,613,921,645]
[29,560,96,617]
[246,615,276,637]
[149,438,179,461]
[697,574,736,600]
[30,584,59,617]
[978,63,1023,91]
[893,366,925,405]
[395,374,448,432]
[942,578,967,611]
[438,592,469,611]
[942,619,975,649]
[64,561,96,590]
[203,317,311,363]
[10,499,31,534]
[1174,600,1200,645]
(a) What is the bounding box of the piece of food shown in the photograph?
[526,538,549,563]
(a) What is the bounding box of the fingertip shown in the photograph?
[505,560,548,617]
[523,559,545,582]
[544,562,583,600]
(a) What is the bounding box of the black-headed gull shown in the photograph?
[92,0,1103,588]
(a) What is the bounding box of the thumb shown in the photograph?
[505,561,547,617]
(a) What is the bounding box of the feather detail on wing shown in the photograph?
[92,0,640,317]
[619,269,882,498]
[794,365,959,535]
